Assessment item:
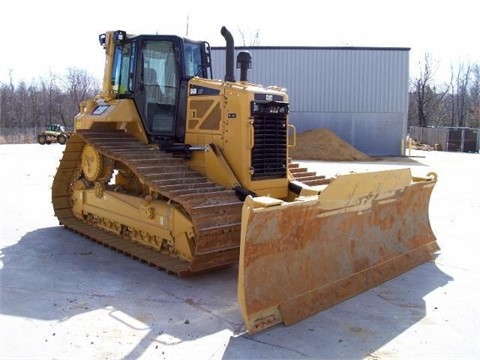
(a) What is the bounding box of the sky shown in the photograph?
[1,0,479,85]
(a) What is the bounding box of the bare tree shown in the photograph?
[64,68,99,105]
[448,62,472,127]
[45,72,61,127]
[409,53,449,127]
[60,68,100,130]
[468,64,480,128]
[237,28,261,46]
[15,81,28,129]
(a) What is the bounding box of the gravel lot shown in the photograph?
[1,144,479,359]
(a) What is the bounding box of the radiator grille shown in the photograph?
[251,101,288,180]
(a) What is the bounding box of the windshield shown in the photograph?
[143,41,177,104]
[142,40,178,133]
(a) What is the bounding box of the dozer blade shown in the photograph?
[238,168,439,334]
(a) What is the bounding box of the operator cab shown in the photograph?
[105,31,212,144]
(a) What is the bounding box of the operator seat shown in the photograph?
[144,68,162,103]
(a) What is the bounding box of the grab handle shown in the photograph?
[288,124,296,148]
[248,121,255,149]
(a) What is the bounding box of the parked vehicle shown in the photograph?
[37,124,71,145]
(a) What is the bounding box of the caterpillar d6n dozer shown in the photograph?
[51,27,439,334]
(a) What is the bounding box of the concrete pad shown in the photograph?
[1,144,479,359]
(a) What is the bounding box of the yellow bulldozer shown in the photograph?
[51,27,439,334]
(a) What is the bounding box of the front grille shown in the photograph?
[251,101,289,180]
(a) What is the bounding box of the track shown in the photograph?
[52,131,243,276]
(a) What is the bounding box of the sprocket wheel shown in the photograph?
[81,144,103,182]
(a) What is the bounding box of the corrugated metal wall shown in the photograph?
[211,46,410,156]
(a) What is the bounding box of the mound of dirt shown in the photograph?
[290,128,373,161]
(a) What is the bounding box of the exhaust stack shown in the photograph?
[221,26,235,82]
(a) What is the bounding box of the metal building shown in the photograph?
[211,46,410,156]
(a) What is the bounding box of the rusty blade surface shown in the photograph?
[238,168,439,334]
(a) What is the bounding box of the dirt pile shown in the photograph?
[290,128,373,161]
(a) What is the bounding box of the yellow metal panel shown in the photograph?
[73,189,194,260]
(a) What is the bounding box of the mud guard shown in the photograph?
[238,168,439,334]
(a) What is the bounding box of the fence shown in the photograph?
[409,126,480,153]
[409,126,480,152]
[0,127,39,144]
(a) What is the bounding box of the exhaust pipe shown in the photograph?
[221,26,235,82]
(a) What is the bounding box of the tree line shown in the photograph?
[409,54,480,129]
[0,68,100,143]
[1,54,479,144]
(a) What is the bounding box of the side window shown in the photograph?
[128,42,136,92]
[111,48,122,90]
[184,43,203,78]
[112,43,133,94]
